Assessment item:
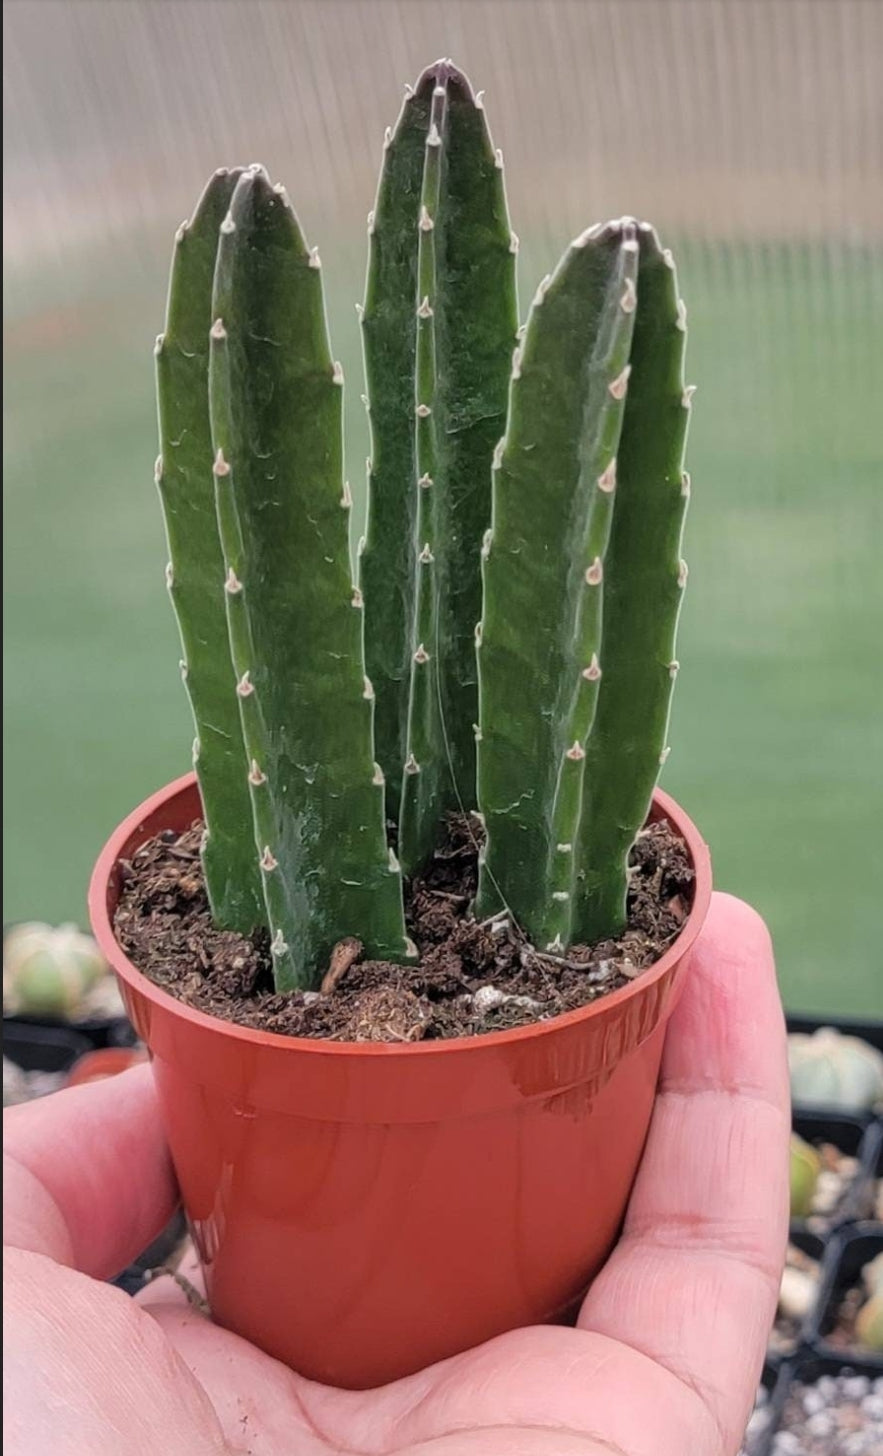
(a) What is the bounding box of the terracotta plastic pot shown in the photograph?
[90,772,711,1389]
[66,1047,147,1087]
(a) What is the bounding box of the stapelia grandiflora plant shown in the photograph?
[154,59,693,991]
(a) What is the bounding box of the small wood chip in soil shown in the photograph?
[113,814,693,1044]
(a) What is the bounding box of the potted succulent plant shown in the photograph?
[90,59,711,1389]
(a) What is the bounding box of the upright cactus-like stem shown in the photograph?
[358,84,431,818]
[476,221,692,950]
[573,226,691,941]
[360,61,518,871]
[155,168,263,932]
[209,166,412,988]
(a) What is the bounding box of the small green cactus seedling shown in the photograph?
[3,922,108,1018]
[856,1252,883,1352]
[154,60,694,990]
[788,1028,883,1113]
[789,1133,821,1218]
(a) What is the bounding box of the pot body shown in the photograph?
[90,774,711,1389]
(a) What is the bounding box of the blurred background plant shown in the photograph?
[3,0,882,1014]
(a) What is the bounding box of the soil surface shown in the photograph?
[113,814,693,1043]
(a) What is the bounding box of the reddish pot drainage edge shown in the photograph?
[89,772,712,1390]
[66,1048,147,1088]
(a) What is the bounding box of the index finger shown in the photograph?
[578,892,790,1453]
[3,1063,178,1280]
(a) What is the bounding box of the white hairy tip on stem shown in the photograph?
[597,458,617,493]
[608,364,631,400]
[531,275,551,308]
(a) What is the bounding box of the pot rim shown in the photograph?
[89,772,711,1060]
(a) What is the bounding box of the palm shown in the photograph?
[4,895,788,1456]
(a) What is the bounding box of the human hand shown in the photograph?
[3,893,789,1456]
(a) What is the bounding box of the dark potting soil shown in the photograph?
[113,815,693,1043]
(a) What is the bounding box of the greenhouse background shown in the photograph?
[4,0,882,1014]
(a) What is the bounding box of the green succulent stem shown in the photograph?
[361,60,518,871]
[573,225,691,941]
[476,221,691,950]
[154,68,694,983]
[155,167,263,932]
[208,166,411,989]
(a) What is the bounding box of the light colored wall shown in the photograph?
[5,0,883,268]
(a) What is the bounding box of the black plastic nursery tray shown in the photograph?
[740,1013,883,1453]
[3,1010,139,1052]
[3,1018,92,1074]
